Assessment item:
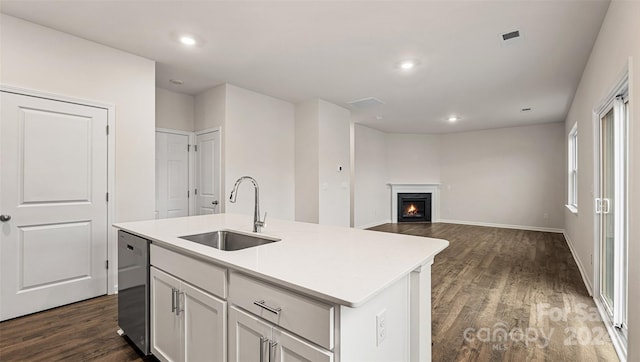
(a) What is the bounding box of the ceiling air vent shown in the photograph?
[346,97,385,109]
[502,30,520,41]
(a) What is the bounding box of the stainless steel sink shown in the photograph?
[179,230,280,251]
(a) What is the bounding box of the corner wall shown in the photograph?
[353,124,390,228]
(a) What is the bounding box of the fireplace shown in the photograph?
[397,193,432,222]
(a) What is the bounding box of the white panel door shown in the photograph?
[156,132,189,219]
[195,131,220,215]
[0,91,108,321]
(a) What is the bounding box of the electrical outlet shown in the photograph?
[376,309,386,346]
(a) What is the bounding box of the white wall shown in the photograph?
[386,134,440,184]
[294,100,320,223]
[562,2,640,359]
[318,100,351,227]
[0,14,156,223]
[194,84,226,132]
[439,123,564,231]
[224,84,295,221]
[156,87,194,131]
[353,124,390,228]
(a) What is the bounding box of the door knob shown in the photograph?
[212,200,219,205]
[0,215,11,222]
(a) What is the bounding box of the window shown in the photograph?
[566,123,578,213]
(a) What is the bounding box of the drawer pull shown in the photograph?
[253,300,282,315]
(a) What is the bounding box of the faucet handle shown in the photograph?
[261,212,268,226]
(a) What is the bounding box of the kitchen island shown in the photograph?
[114,214,448,362]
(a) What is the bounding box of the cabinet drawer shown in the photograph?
[150,244,227,299]
[229,272,334,350]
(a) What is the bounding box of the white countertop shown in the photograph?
[114,214,448,308]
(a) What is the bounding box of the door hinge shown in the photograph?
[105,260,109,269]
[195,188,198,195]
[187,144,191,152]
[187,190,190,198]
[106,125,110,135]
[106,192,109,202]
[194,145,198,152]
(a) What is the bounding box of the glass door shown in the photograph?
[596,95,628,340]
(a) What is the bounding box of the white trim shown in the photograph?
[565,204,578,214]
[155,127,192,136]
[563,231,593,295]
[389,183,440,222]
[355,219,392,230]
[438,219,564,233]
[0,84,117,295]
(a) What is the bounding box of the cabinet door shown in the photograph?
[151,267,182,362]
[228,306,271,362]
[272,328,333,362]
[182,281,226,362]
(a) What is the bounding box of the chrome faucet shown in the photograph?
[229,176,266,233]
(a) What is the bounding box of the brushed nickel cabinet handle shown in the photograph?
[253,300,281,315]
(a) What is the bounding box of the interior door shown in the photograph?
[0,91,108,321]
[195,130,220,215]
[156,131,189,219]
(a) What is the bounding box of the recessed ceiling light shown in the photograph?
[170,79,184,85]
[395,59,421,71]
[400,61,415,70]
[171,32,204,47]
[448,116,459,122]
[180,36,196,46]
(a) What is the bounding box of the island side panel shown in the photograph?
[338,275,409,361]
[410,260,434,362]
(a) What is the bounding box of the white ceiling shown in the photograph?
[0,1,609,134]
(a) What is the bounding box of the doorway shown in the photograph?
[154,128,221,218]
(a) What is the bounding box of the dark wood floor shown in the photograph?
[370,223,619,362]
[0,294,154,362]
[0,223,619,361]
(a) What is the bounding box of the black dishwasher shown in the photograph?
[117,230,150,355]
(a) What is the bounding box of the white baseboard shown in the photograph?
[438,219,564,233]
[562,232,593,296]
[355,219,392,230]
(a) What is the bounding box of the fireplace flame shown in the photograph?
[406,204,418,216]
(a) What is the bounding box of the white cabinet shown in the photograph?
[151,267,226,362]
[229,306,333,362]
